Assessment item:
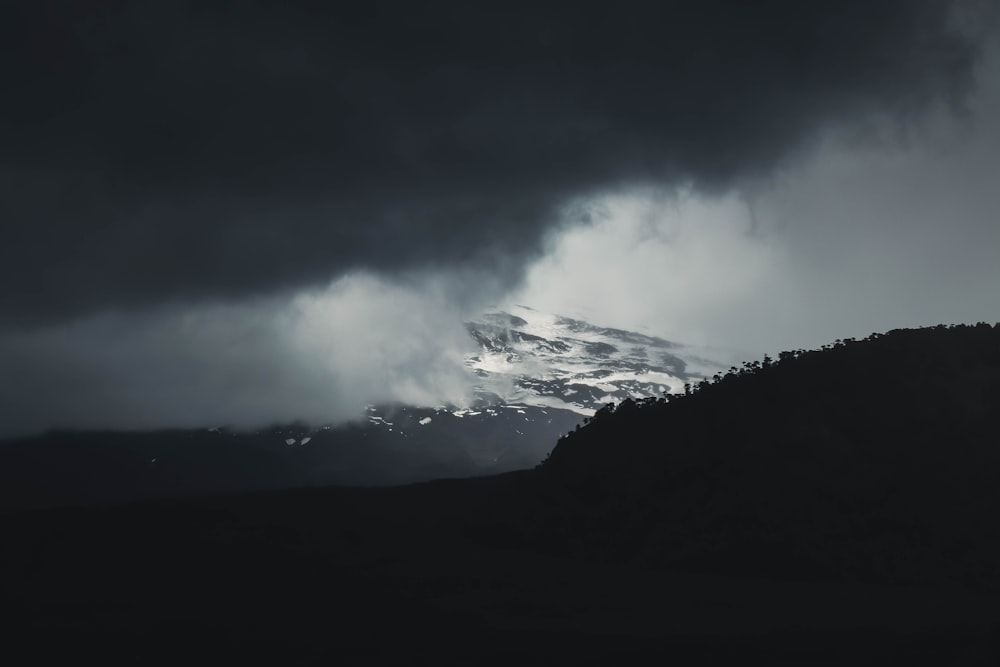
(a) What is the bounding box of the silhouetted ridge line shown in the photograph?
[531,322,1000,589]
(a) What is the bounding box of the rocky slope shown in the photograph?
[464,305,724,414]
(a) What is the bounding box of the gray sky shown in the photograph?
[515,43,1000,360]
[2,1,998,436]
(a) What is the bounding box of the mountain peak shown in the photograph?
[464,306,725,416]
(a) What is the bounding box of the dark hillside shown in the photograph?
[3,323,1000,664]
[534,323,1000,588]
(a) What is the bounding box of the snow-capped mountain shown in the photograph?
[0,307,727,508]
[464,305,724,415]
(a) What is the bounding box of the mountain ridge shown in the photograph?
[529,321,1000,589]
[464,304,724,415]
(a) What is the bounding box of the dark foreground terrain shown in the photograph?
[3,477,998,665]
[0,404,582,510]
[4,323,1000,664]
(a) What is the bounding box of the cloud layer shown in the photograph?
[2,0,992,326]
[3,2,999,436]
[0,273,477,437]
[516,39,1000,358]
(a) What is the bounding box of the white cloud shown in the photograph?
[513,39,1000,361]
[0,272,479,438]
[512,188,788,361]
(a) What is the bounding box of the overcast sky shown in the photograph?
[2,1,999,436]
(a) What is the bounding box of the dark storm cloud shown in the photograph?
[1,0,991,326]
